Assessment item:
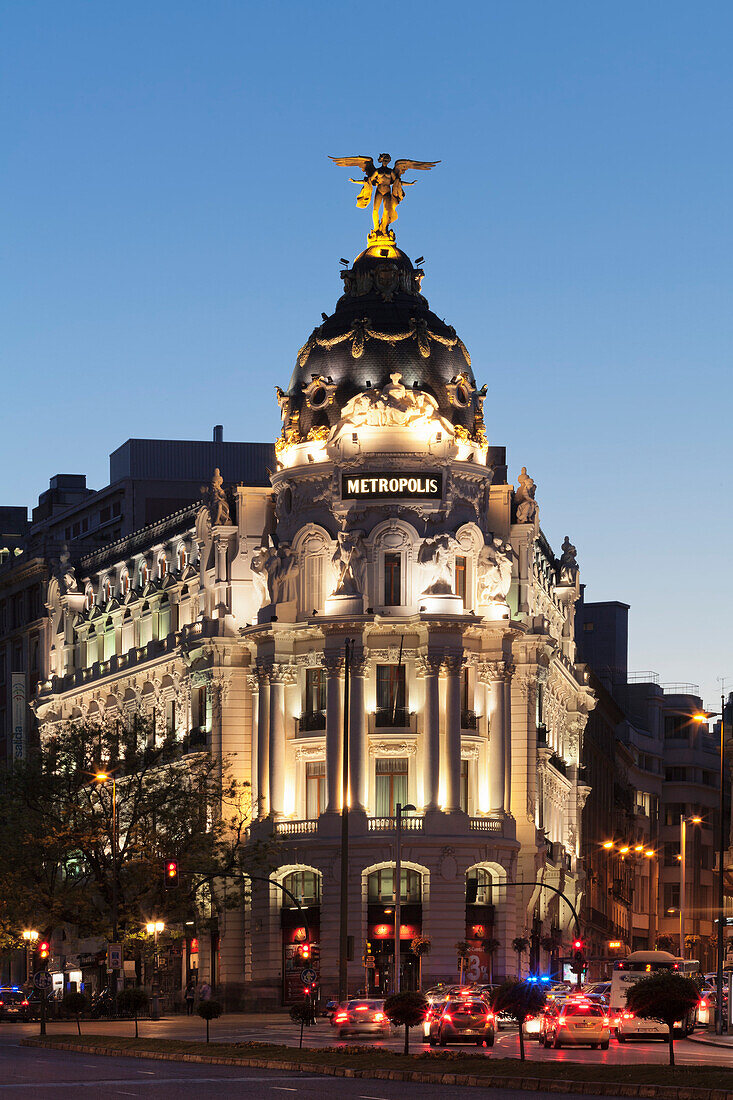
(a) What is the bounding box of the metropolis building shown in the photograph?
[36,173,595,1005]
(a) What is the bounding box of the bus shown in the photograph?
[610,951,700,1042]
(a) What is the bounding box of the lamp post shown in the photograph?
[338,638,351,1004]
[146,920,164,1019]
[679,815,703,962]
[694,700,729,1034]
[394,801,416,993]
[22,930,38,985]
[94,772,118,1013]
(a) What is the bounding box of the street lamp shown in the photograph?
[146,920,165,1019]
[394,802,416,993]
[94,772,119,1013]
[22,930,38,984]
[694,700,729,1034]
[679,814,703,963]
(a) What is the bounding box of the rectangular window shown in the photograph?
[665,766,687,781]
[664,841,680,866]
[663,883,680,911]
[665,715,689,739]
[664,802,687,826]
[305,761,326,819]
[375,664,407,725]
[302,552,324,613]
[305,667,326,715]
[461,667,470,712]
[384,553,401,606]
[460,758,469,813]
[375,757,408,817]
[455,556,467,605]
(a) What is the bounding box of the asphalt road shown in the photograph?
[0,1016,729,1098]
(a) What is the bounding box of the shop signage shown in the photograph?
[107,944,122,970]
[342,472,442,500]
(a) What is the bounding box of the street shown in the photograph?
[0,1015,729,1098]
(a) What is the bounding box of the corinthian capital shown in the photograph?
[323,653,345,676]
[416,653,443,678]
[443,652,464,676]
[478,659,512,684]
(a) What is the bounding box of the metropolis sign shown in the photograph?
[342,472,443,500]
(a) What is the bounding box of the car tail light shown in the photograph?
[21,1000,28,1006]
[558,1015,566,1023]
[603,1018,609,1026]
[335,1012,347,1022]
[373,1012,385,1021]
[355,1005,369,1011]
[622,1012,634,1019]
[700,1000,707,1008]
[442,1013,452,1023]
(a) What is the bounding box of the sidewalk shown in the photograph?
[688,1031,733,1049]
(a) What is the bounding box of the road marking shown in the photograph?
[271,1090,297,1093]
[0,1076,331,1089]
[137,1070,155,1074]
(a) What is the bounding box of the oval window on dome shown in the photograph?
[454,384,470,408]
[308,386,328,409]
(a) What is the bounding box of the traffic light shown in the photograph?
[300,942,311,962]
[571,939,585,974]
[164,859,179,889]
[38,942,50,961]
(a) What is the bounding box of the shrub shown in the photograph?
[62,991,87,1036]
[197,997,223,1042]
[384,991,429,1055]
[117,987,149,1039]
[625,971,700,1066]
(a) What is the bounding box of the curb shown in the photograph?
[21,1038,733,1100]
[688,1035,733,1051]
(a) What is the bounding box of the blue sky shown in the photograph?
[2,2,731,705]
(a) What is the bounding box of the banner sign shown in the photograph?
[342,472,443,500]
[11,674,26,762]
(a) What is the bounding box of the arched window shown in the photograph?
[158,554,168,580]
[367,867,422,904]
[102,577,113,603]
[282,870,321,905]
[84,586,94,611]
[177,543,188,571]
[467,867,494,905]
[120,570,130,597]
[140,561,150,587]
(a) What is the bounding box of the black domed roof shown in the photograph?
[285,240,479,439]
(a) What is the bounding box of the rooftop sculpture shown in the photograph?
[329,153,439,238]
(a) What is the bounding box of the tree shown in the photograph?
[481,937,500,984]
[197,998,223,1043]
[117,987,149,1039]
[0,715,265,955]
[384,991,428,1055]
[625,971,700,1066]
[492,979,546,1061]
[62,991,87,1036]
[656,935,675,954]
[454,940,471,984]
[511,936,530,978]
[410,934,431,990]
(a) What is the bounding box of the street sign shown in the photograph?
[107,943,123,970]
[33,971,52,990]
[300,968,317,985]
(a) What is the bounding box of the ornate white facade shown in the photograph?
[36,229,595,1006]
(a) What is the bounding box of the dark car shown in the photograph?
[330,998,392,1038]
[428,996,495,1047]
[0,989,33,1021]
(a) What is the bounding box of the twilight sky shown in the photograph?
[2,2,732,707]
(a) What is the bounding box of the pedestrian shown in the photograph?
[199,981,211,1002]
[185,979,196,1016]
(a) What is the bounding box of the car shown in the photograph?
[0,989,33,1022]
[583,982,611,999]
[422,995,449,1038]
[428,996,495,1047]
[543,999,610,1049]
[522,1012,543,1039]
[330,998,392,1038]
[537,1002,560,1044]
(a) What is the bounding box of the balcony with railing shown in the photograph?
[374,706,411,729]
[297,710,326,733]
[461,709,478,731]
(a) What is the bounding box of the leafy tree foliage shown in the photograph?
[625,971,700,1065]
[117,986,149,1038]
[384,990,428,1055]
[492,978,546,1061]
[197,997,223,1042]
[0,715,268,949]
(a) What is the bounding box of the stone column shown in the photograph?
[482,662,507,815]
[324,655,344,812]
[504,670,513,814]
[248,674,259,810]
[443,652,463,812]
[268,667,286,819]
[256,665,271,818]
[420,653,443,811]
[349,655,368,813]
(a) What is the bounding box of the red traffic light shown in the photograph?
[573,940,583,950]
[301,943,311,961]
[164,859,179,889]
[38,942,50,959]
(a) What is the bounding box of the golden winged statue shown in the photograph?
[329,153,440,237]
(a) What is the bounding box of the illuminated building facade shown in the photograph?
[35,212,597,1005]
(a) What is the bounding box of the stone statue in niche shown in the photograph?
[418,534,457,595]
[559,536,578,584]
[57,545,78,594]
[269,545,299,605]
[203,468,231,527]
[515,466,537,524]
[331,529,366,596]
[477,536,514,605]
[250,546,272,608]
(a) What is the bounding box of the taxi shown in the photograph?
[542,998,610,1049]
